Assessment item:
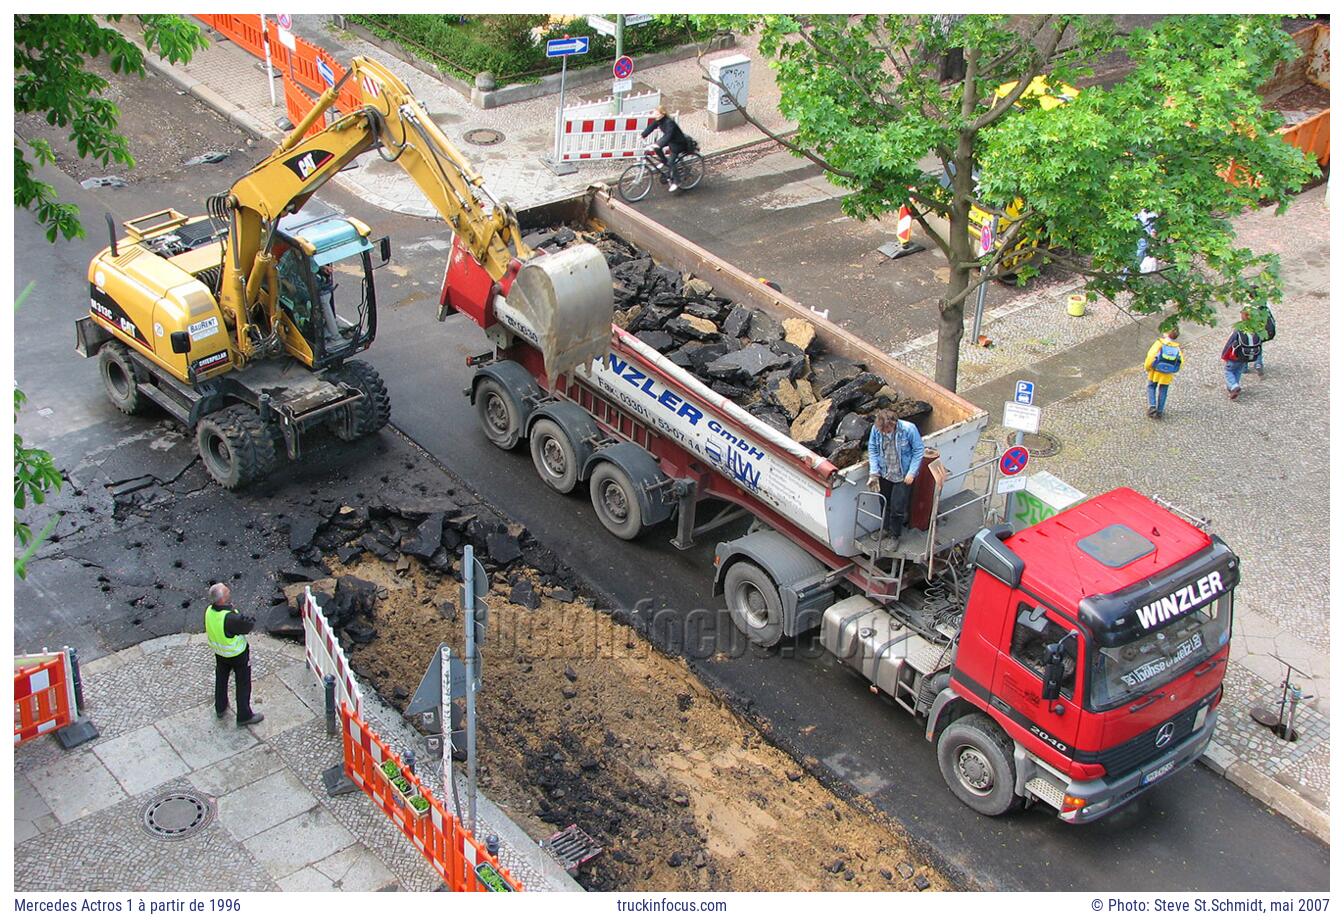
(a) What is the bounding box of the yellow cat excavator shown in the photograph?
[77,56,612,488]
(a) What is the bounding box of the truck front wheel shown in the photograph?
[723,561,784,647]
[936,714,1024,817]
[589,461,645,540]
[98,343,149,415]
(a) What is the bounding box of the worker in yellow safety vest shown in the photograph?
[205,583,263,726]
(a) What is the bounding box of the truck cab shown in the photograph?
[945,488,1237,822]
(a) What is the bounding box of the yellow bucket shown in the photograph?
[1067,293,1087,317]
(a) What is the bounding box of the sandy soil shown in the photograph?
[335,556,948,892]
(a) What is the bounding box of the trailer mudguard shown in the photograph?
[714,529,835,637]
[581,442,675,525]
[527,400,602,478]
[469,360,544,419]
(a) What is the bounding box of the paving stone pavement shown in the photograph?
[900,184,1330,837]
[122,14,795,215]
[14,634,579,891]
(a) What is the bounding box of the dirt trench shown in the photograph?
[335,557,948,892]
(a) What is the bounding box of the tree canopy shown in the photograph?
[692,14,1318,390]
[14,14,207,242]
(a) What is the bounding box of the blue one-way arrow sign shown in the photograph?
[546,36,590,58]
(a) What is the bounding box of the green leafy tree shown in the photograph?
[692,15,1316,390]
[15,14,207,242]
[14,285,64,579]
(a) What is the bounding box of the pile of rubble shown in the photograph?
[525,227,931,470]
[266,490,573,652]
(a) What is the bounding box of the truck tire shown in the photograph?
[936,714,1024,817]
[475,377,523,449]
[98,343,149,415]
[196,406,277,490]
[530,418,580,494]
[723,560,785,647]
[589,461,645,540]
[327,360,390,441]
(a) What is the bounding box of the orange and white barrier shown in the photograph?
[556,91,662,163]
[300,588,364,720]
[340,703,522,891]
[14,648,77,745]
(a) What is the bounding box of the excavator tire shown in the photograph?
[98,343,150,415]
[196,406,277,490]
[326,360,391,441]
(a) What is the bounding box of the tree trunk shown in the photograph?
[934,132,977,393]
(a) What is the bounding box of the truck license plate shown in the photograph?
[1142,760,1177,786]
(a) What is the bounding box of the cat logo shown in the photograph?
[284,149,335,181]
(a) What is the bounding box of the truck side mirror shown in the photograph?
[170,331,191,354]
[378,236,392,267]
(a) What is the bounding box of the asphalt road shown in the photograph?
[14,84,1328,891]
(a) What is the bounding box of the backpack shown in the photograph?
[1234,332,1262,362]
[1151,340,1182,374]
[1264,309,1276,341]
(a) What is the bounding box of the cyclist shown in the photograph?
[640,106,692,191]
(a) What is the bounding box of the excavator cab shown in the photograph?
[274,209,388,369]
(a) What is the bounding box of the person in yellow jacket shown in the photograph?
[1144,327,1183,419]
[205,582,263,726]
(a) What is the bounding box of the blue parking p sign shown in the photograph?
[1014,380,1035,405]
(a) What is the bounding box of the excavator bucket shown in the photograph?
[500,243,614,385]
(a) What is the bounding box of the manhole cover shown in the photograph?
[1022,430,1062,458]
[464,128,504,146]
[142,791,212,841]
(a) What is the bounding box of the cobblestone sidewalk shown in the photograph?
[121,15,794,215]
[14,634,578,892]
[899,185,1330,840]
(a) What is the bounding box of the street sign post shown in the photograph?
[545,37,589,176]
[1014,380,1035,405]
[1001,393,1040,524]
[259,15,276,108]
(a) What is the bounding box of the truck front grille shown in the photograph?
[1081,691,1216,777]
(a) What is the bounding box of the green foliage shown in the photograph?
[14,15,207,242]
[14,286,64,579]
[695,14,1317,388]
[353,14,708,83]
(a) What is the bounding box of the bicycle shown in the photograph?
[617,145,705,203]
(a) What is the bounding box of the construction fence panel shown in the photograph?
[196,14,267,60]
[339,703,522,892]
[1282,109,1330,167]
[558,91,663,163]
[14,649,75,745]
[300,588,364,719]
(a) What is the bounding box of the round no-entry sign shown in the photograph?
[613,55,634,79]
[277,13,293,30]
[1000,445,1030,476]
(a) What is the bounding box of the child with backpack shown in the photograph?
[1144,327,1184,419]
[1221,309,1263,400]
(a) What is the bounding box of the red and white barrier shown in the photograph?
[14,648,77,745]
[300,587,364,719]
[556,91,662,163]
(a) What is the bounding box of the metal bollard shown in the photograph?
[323,675,337,737]
[404,749,416,775]
[67,647,88,714]
[486,834,499,857]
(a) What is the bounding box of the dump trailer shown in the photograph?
[441,186,1238,823]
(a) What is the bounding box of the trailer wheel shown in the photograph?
[936,714,1024,817]
[475,377,523,449]
[589,461,645,540]
[327,360,390,441]
[530,419,580,494]
[98,343,149,415]
[723,561,784,647]
[196,406,276,490]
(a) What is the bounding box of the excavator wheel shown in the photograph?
[326,360,391,441]
[98,343,150,415]
[196,406,278,490]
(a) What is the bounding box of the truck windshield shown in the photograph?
[1091,594,1232,710]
